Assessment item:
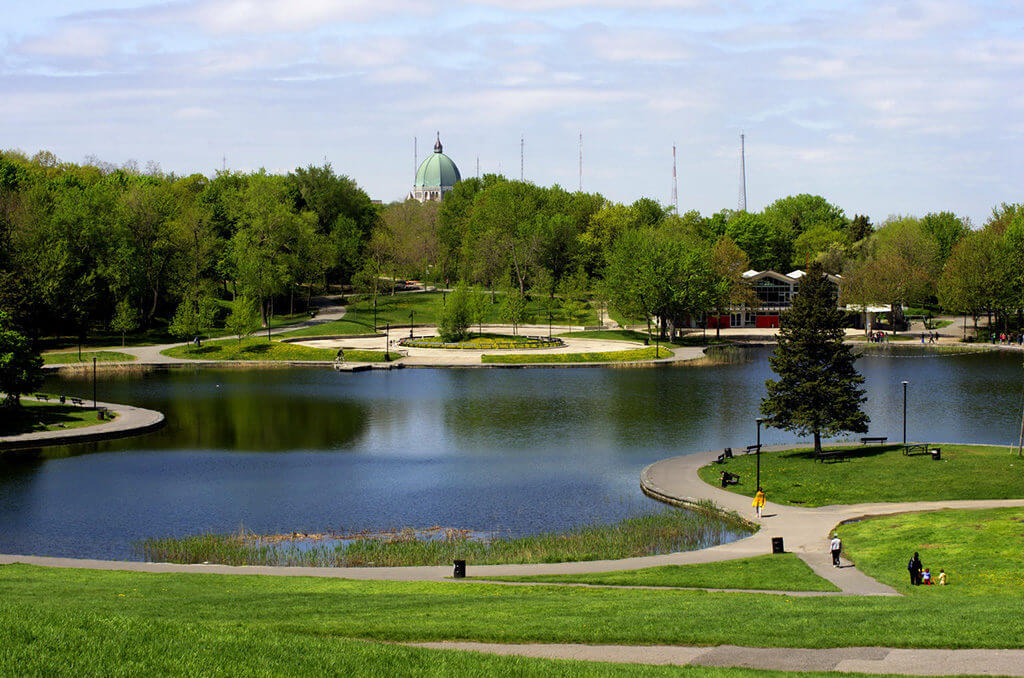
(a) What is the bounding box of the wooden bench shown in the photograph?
[860,436,888,445]
[719,471,740,487]
[35,393,49,402]
[70,397,84,406]
[816,448,855,463]
[903,443,930,456]
[744,444,762,455]
[714,448,734,464]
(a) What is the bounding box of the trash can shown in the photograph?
[724,447,733,459]
[771,537,784,554]
[453,560,466,578]
[931,449,941,461]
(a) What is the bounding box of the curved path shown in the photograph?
[0,397,165,451]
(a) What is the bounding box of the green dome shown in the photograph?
[415,136,461,188]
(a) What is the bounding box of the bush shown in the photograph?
[437,285,471,341]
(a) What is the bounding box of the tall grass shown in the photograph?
[140,508,751,567]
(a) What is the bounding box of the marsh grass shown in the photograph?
[481,346,672,364]
[140,509,751,567]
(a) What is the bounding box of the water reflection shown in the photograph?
[0,349,1018,560]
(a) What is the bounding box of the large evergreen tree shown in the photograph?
[761,263,869,453]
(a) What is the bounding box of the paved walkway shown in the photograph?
[404,641,1024,676]
[0,397,165,450]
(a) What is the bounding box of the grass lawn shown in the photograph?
[404,333,558,349]
[141,509,748,567]
[558,330,731,347]
[475,553,839,592]
[838,507,1024,593]
[847,334,917,342]
[160,337,386,362]
[698,444,1024,506]
[0,400,110,436]
[42,350,137,365]
[482,347,672,364]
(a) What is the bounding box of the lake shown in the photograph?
[1,346,1020,560]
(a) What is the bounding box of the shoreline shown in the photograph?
[0,398,165,451]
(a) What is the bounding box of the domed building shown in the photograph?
[410,133,460,202]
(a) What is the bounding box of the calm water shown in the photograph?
[1,347,1021,560]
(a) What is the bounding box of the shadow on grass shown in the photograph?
[781,444,903,461]
[0,405,94,436]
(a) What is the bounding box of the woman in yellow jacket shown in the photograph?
[752,487,766,518]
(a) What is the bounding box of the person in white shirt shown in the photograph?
[830,535,842,567]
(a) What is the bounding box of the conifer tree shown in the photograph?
[761,263,869,454]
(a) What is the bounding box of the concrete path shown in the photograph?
[0,397,165,451]
[405,641,1024,676]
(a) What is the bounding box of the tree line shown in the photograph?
[2,149,1022,346]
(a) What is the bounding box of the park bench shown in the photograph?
[714,447,734,464]
[70,397,84,406]
[904,443,941,460]
[860,436,888,445]
[97,408,111,421]
[720,471,740,487]
[744,444,761,455]
[35,393,49,402]
[816,448,855,463]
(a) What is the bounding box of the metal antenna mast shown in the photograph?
[738,133,747,212]
[578,132,583,191]
[414,137,418,177]
[221,155,226,172]
[671,144,678,211]
[476,156,480,179]
[520,135,524,181]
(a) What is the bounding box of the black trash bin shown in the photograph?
[724,447,733,459]
[931,449,941,461]
[453,560,466,578]
[771,537,785,554]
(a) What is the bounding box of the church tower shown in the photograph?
[410,132,461,202]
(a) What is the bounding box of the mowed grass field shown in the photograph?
[698,444,1024,506]
[0,400,109,436]
[482,347,672,364]
[477,553,839,592]
[3,506,1024,674]
[161,338,385,362]
[42,350,137,365]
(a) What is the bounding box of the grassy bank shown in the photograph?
[482,346,672,364]
[838,507,1024,593]
[1,400,110,436]
[141,508,750,567]
[42,350,136,365]
[698,444,1024,506]
[476,553,839,592]
[403,333,558,349]
[558,329,732,347]
[160,338,386,362]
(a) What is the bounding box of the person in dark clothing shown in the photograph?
[908,552,923,585]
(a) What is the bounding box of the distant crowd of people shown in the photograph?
[991,332,1024,345]
[868,331,889,343]
[919,332,941,344]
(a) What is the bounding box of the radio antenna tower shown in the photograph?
[476,156,480,179]
[520,135,524,180]
[414,137,418,177]
[578,132,583,191]
[738,133,747,212]
[671,144,678,212]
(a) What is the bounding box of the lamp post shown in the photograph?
[409,311,414,338]
[548,310,552,339]
[373,297,377,331]
[756,417,765,490]
[385,322,390,361]
[902,380,909,446]
[92,357,97,409]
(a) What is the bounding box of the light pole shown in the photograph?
[92,357,97,409]
[409,311,414,338]
[385,322,390,361]
[756,417,765,490]
[548,310,552,339]
[373,298,377,331]
[901,380,909,446]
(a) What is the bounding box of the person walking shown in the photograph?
[830,534,842,567]
[752,488,766,519]
[908,552,923,586]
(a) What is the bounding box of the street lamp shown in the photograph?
[548,310,552,339]
[409,310,414,338]
[92,357,98,409]
[385,322,390,361]
[373,298,377,331]
[902,380,909,446]
[756,417,765,490]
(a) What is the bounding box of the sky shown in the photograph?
[2,1,1023,225]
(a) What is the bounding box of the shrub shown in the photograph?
[437,284,471,341]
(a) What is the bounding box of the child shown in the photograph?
[752,488,766,519]
[937,569,947,585]
[922,568,932,585]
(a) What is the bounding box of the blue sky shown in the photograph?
[2,1,1022,225]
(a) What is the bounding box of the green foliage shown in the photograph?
[168,292,218,343]
[761,263,868,453]
[225,296,260,342]
[161,338,385,362]
[700,444,1024,506]
[109,299,140,346]
[481,554,839,592]
[920,211,970,263]
[437,284,472,341]
[0,310,43,407]
[0,400,109,436]
[499,288,528,334]
[42,350,136,365]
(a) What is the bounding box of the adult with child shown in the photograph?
[908,551,923,585]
